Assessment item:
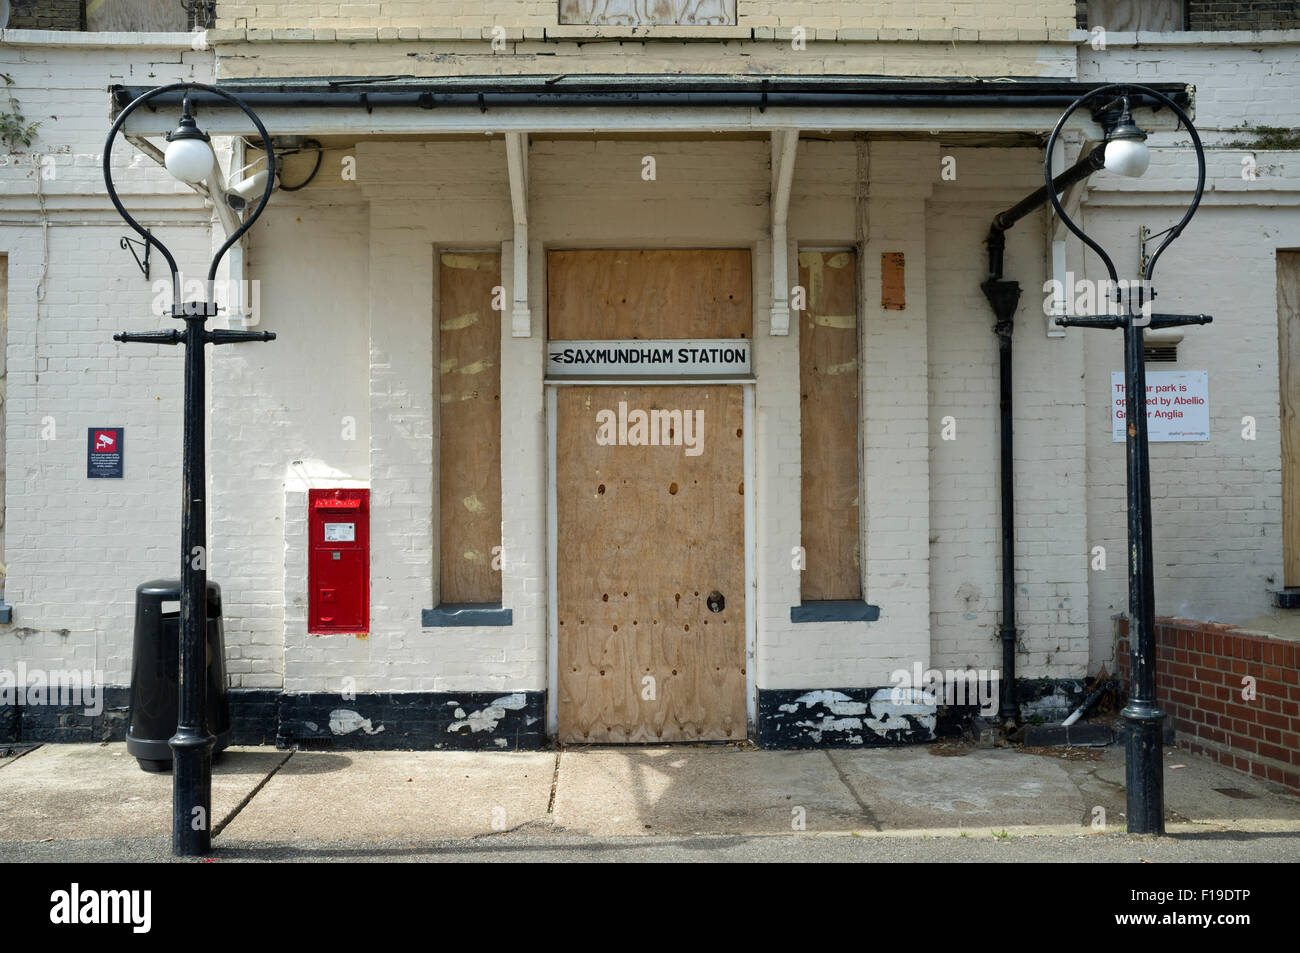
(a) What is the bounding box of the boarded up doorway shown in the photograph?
[555,384,746,743]
[549,249,752,743]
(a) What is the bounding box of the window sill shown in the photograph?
[422,603,513,627]
[790,600,880,624]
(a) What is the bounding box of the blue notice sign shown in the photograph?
[87,427,124,478]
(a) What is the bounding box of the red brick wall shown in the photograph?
[1117,617,1300,795]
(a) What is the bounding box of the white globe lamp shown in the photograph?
[163,97,214,184]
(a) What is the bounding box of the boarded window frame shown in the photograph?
[1279,250,1300,588]
[435,249,504,607]
[797,246,865,606]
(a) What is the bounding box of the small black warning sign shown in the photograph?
[87,427,124,479]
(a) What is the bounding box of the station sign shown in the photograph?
[547,339,751,377]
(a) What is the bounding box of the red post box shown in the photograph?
[308,488,369,634]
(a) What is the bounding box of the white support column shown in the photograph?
[505,131,531,337]
[769,128,800,336]
[206,140,244,243]
[211,136,252,329]
[1046,133,1093,338]
[1046,137,1069,338]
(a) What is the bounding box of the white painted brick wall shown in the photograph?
[1081,38,1300,131]
[926,149,1090,679]
[1078,205,1295,659]
[210,195,372,689]
[856,143,938,685]
[265,136,944,692]
[0,40,214,683]
[213,37,1077,82]
[1079,39,1300,664]
[7,28,1300,709]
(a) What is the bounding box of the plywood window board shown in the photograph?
[1280,251,1300,586]
[547,249,752,341]
[438,251,503,604]
[798,249,862,602]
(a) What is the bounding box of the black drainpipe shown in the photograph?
[981,143,1106,724]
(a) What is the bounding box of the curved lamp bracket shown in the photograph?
[103,82,276,315]
[1044,83,1205,293]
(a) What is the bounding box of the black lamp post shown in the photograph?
[1047,83,1211,835]
[104,83,277,856]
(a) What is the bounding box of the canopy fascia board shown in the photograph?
[121,104,1114,138]
[112,78,1193,139]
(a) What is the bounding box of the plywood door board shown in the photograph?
[556,384,746,743]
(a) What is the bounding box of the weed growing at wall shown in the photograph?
[0,74,40,151]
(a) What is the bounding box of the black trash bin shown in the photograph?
[126,579,231,772]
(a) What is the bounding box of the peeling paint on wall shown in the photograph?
[276,691,546,750]
[328,708,385,735]
[1016,679,1087,723]
[760,687,937,748]
[448,693,528,734]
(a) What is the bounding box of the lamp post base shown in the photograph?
[170,727,215,856]
[1122,704,1166,834]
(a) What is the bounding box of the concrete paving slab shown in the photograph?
[4,740,1297,848]
[1093,745,1300,828]
[217,750,554,842]
[830,746,1090,831]
[552,746,868,836]
[0,744,289,842]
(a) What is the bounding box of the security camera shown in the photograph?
[224,170,277,212]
